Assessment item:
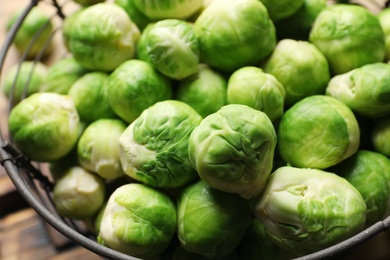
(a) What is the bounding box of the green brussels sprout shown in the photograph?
[107,59,173,123]
[98,183,177,258]
[42,56,89,94]
[309,4,386,75]
[251,166,367,256]
[62,3,140,72]
[277,95,360,169]
[114,0,154,31]
[78,119,127,180]
[132,0,203,19]
[119,100,202,188]
[193,0,276,73]
[137,19,200,80]
[84,176,132,236]
[53,166,106,219]
[68,72,117,123]
[237,218,292,260]
[49,121,86,181]
[6,7,54,59]
[325,62,390,118]
[371,117,390,156]
[261,39,330,107]
[73,0,105,6]
[8,92,81,162]
[259,0,305,22]
[378,8,390,62]
[328,150,390,227]
[175,64,227,118]
[189,104,277,199]
[186,0,215,22]
[177,180,252,258]
[2,61,47,105]
[274,0,327,40]
[227,66,285,123]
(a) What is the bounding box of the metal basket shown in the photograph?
[1,0,390,259]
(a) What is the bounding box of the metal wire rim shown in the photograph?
[0,0,390,259]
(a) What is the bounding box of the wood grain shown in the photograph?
[0,208,103,260]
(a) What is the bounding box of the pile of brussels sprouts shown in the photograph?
[5,0,390,258]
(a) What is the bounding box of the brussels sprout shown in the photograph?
[277,95,360,169]
[68,72,117,123]
[227,66,285,123]
[98,183,177,258]
[6,7,54,59]
[326,62,390,118]
[62,3,140,72]
[114,0,155,31]
[86,176,132,235]
[107,59,172,123]
[237,218,292,260]
[274,0,327,40]
[42,56,89,94]
[261,39,330,107]
[259,0,305,22]
[328,150,390,227]
[186,0,215,22]
[49,122,86,181]
[119,100,202,188]
[309,4,386,75]
[53,166,106,219]
[193,0,276,73]
[175,64,227,118]
[132,0,203,19]
[8,92,81,162]
[177,180,252,258]
[251,166,367,256]
[189,104,277,199]
[62,8,82,51]
[2,61,47,105]
[73,0,104,6]
[371,117,390,156]
[78,119,127,180]
[378,8,390,62]
[137,19,200,80]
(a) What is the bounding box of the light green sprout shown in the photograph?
[251,166,367,256]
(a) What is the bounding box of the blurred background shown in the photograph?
[1,0,390,259]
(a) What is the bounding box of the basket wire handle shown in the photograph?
[0,142,54,191]
[51,0,66,19]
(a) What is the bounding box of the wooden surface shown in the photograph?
[0,208,103,260]
[1,0,390,260]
